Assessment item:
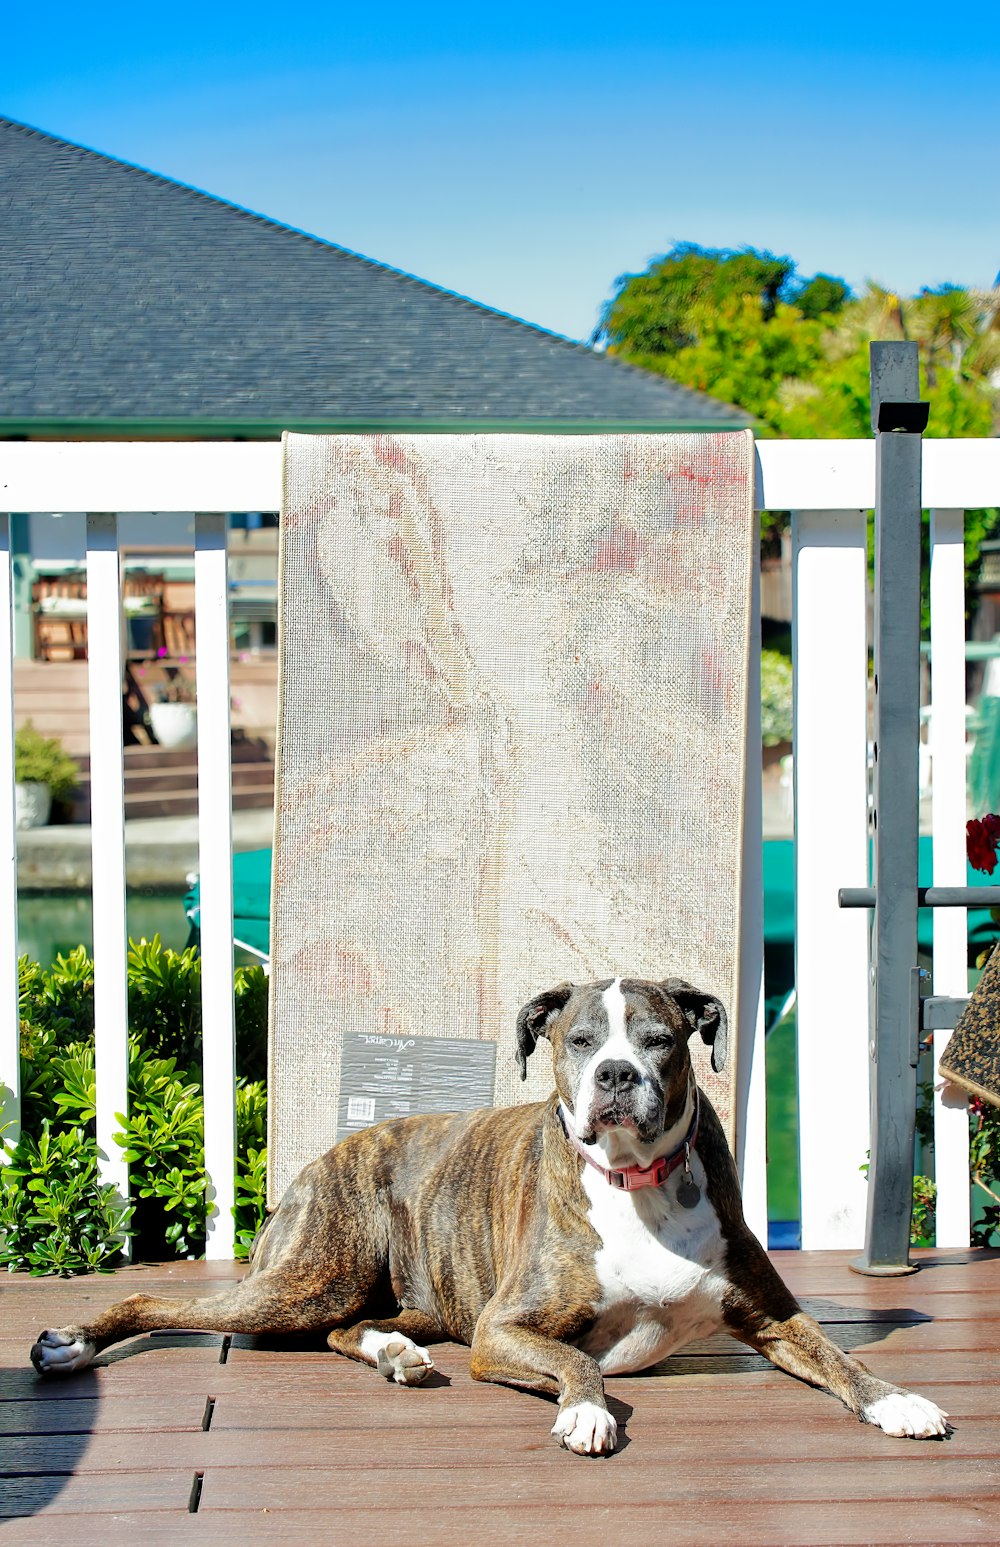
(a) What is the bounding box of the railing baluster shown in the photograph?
[792,509,871,1249]
[929,507,972,1247]
[0,515,20,1155]
[86,512,130,1236]
[195,512,237,1259]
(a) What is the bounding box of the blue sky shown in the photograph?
[5,1,999,342]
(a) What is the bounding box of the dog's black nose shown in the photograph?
[593,1059,639,1093]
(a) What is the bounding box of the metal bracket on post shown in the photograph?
[848,342,928,1276]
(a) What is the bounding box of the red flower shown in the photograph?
[966,815,1000,874]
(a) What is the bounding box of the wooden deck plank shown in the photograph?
[800,1291,1000,1320]
[0,1471,194,1517]
[3,1507,1000,1547]
[5,1414,997,1474]
[193,1456,1000,1507]
[769,1253,1000,1295]
[191,1500,1000,1547]
[0,1522,209,1547]
[657,1321,985,1354]
[206,1380,999,1423]
[0,1395,208,1435]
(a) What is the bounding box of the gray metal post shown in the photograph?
[10,515,33,658]
[851,342,928,1276]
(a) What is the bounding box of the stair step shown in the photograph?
[123,747,200,770]
[231,766,273,788]
[71,767,273,815]
[125,764,198,788]
[76,742,273,773]
[122,788,274,820]
[74,764,273,792]
[66,745,273,776]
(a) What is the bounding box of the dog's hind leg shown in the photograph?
[730,1309,950,1439]
[30,1267,371,1379]
[31,1154,394,1379]
[327,1309,445,1386]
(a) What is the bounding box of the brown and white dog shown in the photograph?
[31,976,949,1453]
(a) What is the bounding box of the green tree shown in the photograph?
[598,245,999,440]
[598,244,1000,586]
[596,243,850,435]
[793,273,852,321]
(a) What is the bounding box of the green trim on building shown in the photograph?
[0,417,747,440]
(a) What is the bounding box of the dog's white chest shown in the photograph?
[579,1159,728,1374]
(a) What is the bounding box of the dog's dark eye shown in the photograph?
[644,1032,676,1051]
[567,1031,593,1050]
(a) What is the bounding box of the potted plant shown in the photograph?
[148,667,197,750]
[14,722,80,828]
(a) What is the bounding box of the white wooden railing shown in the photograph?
[2,438,1000,1258]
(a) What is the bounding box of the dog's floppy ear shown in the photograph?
[661,978,729,1073]
[515,982,573,1080]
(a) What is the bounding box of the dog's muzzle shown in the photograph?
[580,1059,662,1144]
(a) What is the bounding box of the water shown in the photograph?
[17,890,191,967]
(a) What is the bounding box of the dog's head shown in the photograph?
[516,976,727,1149]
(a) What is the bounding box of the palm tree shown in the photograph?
[966,284,1000,391]
[907,286,979,384]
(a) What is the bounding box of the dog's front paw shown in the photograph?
[551,1401,618,1456]
[863,1390,950,1439]
[31,1327,97,1378]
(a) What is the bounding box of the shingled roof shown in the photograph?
[0,118,748,436]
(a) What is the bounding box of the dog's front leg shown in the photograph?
[470,1310,615,1455]
[732,1309,949,1438]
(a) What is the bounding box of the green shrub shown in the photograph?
[126,935,268,1080]
[234,969,269,1085]
[17,948,97,1137]
[3,937,269,1273]
[127,937,203,1068]
[911,1174,937,1248]
[117,1044,207,1259]
[234,1080,269,1259]
[969,1101,1000,1247]
[761,647,794,747]
[0,1122,131,1275]
[14,723,80,801]
[20,946,95,1044]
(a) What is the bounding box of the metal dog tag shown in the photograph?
[677,1148,701,1209]
[677,1174,701,1209]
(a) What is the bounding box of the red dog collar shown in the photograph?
[558,1089,701,1192]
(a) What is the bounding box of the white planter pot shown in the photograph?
[16,780,52,829]
[150,702,198,750]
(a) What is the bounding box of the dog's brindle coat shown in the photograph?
[31,977,949,1453]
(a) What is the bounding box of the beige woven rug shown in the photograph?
[269,431,756,1201]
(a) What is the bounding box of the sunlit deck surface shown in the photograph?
[3,1249,1000,1545]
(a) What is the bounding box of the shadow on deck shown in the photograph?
[3,1250,1000,1545]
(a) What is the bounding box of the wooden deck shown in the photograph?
[3,1250,1000,1545]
